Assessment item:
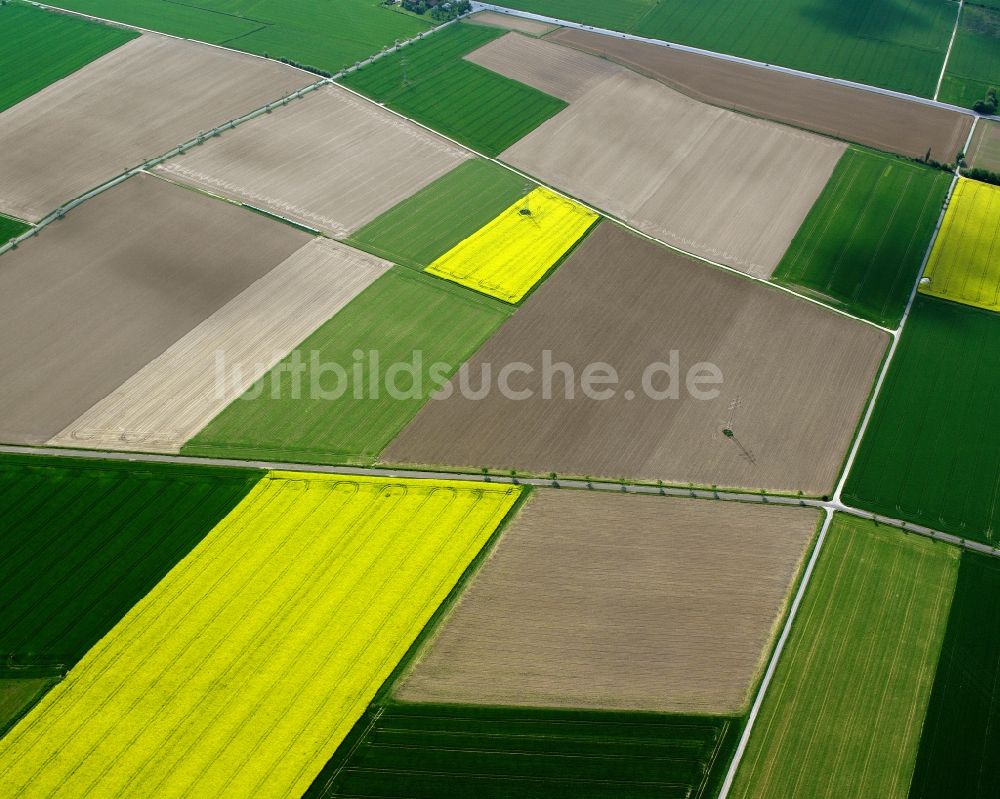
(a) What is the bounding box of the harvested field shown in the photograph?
[157,85,469,237]
[50,239,391,454]
[968,119,1000,173]
[729,515,958,799]
[0,174,309,445]
[383,224,888,496]
[920,178,1000,312]
[466,10,557,36]
[399,491,818,713]
[0,472,519,798]
[547,28,973,162]
[0,35,311,222]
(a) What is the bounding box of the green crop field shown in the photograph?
[50,0,430,73]
[909,552,1000,798]
[340,23,567,156]
[0,677,58,737]
[0,214,31,244]
[500,0,954,96]
[306,703,740,799]
[730,515,958,799]
[1,3,136,115]
[347,159,534,270]
[843,296,1000,543]
[182,267,512,466]
[773,147,951,327]
[0,454,260,667]
[939,5,1000,108]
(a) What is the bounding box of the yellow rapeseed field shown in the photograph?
[920,178,1000,312]
[425,186,598,303]
[0,472,520,799]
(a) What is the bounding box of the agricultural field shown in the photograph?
[499,0,955,96]
[0,214,29,244]
[773,147,952,326]
[384,224,888,496]
[0,678,59,738]
[346,158,534,269]
[909,552,1000,799]
[0,173,309,445]
[306,703,740,799]
[0,453,260,667]
[399,490,818,713]
[729,515,959,799]
[183,268,512,466]
[0,3,136,115]
[938,5,1000,108]
[844,295,1000,542]
[485,34,846,277]
[157,85,469,237]
[0,34,310,222]
[49,0,431,73]
[920,178,1000,312]
[0,472,520,797]
[548,27,973,162]
[339,23,567,156]
[967,118,1000,173]
[467,10,557,36]
[425,186,598,303]
[50,239,392,454]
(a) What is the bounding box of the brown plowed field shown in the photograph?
[398,490,819,713]
[382,223,888,495]
[0,35,312,222]
[467,11,557,36]
[548,27,972,162]
[0,174,309,445]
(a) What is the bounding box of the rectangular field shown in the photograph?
[339,23,567,156]
[844,295,1000,542]
[729,515,959,799]
[939,5,1000,108]
[0,472,520,798]
[157,85,469,237]
[968,118,1000,173]
[0,34,312,222]
[399,490,818,713]
[0,173,310,445]
[306,704,740,799]
[0,3,136,115]
[920,178,1000,312]
[774,147,952,326]
[182,267,512,466]
[384,224,888,496]
[908,552,1000,799]
[0,453,260,667]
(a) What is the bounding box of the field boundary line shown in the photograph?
[935,0,964,101]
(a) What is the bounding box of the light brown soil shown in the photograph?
[0,35,312,222]
[398,490,819,713]
[0,173,309,445]
[156,85,470,237]
[968,119,1000,173]
[548,27,973,162]
[49,238,392,453]
[382,223,888,496]
[466,10,557,36]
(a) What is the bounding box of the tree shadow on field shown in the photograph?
[799,0,932,40]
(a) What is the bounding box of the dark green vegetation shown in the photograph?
[939,6,1000,108]
[339,23,567,155]
[0,454,260,667]
[773,147,952,327]
[843,295,1000,543]
[306,703,740,799]
[909,552,1000,799]
[0,214,30,244]
[499,0,954,96]
[51,0,429,73]
[346,159,533,269]
[0,3,136,114]
[183,267,512,466]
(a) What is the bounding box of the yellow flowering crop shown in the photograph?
[920,178,1000,312]
[0,472,520,799]
[425,186,598,303]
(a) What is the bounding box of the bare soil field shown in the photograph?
[968,118,1000,173]
[383,224,888,495]
[466,11,557,36]
[398,490,819,713]
[0,174,308,445]
[49,238,391,453]
[156,85,470,237]
[0,35,311,222]
[548,28,972,162]
[481,37,844,277]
